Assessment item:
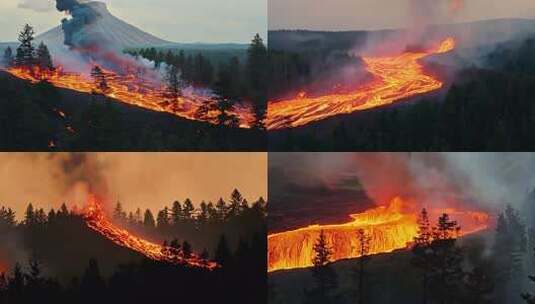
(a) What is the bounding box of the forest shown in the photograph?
[269,203,535,304]
[268,34,535,151]
[0,25,268,151]
[0,189,267,304]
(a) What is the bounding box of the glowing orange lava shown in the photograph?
[267,197,489,272]
[5,66,255,128]
[84,195,218,270]
[266,37,456,130]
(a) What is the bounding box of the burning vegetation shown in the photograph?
[266,37,456,130]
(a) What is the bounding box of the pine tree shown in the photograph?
[164,63,182,103]
[353,229,371,304]
[15,24,36,67]
[246,33,268,128]
[2,47,14,68]
[182,199,194,220]
[228,188,243,217]
[171,200,182,225]
[156,207,169,231]
[90,65,111,95]
[24,203,35,226]
[216,198,227,221]
[143,209,155,229]
[412,208,433,304]
[36,42,53,72]
[113,202,126,222]
[304,230,338,304]
[428,214,464,304]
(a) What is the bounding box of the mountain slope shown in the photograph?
[36,1,170,51]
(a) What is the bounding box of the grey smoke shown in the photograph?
[55,0,102,48]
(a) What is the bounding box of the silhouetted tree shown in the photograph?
[428,214,464,304]
[15,24,36,67]
[36,42,54,72]
[90,65,111,95]
[304,230,338,304]
[246,33,268,127]
[352,229,371,304]
[412,208,433,304]
[228,188,243,217]
[143,209,156,229]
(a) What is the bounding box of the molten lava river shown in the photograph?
[267,197,489,272]
[84,196,218,270]
[266,37,456,130]
[4,66,255,128]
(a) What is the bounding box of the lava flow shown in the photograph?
[266,37,456,130]
[5,66,255,128]
[84,195,218,270]
[267,197,489,272]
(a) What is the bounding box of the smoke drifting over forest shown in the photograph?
[270,153,535,227]
[0,153,267,218]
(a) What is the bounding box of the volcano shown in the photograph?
[36,1,169,52]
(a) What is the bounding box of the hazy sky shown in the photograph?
[0,153,267,219]
[0,0,267,43]
[269,0,535,31]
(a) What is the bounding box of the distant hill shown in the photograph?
[269,18,535,52]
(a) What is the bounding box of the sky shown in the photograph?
[269,0,535,31]
[0,153,267,219]
[0,0,267,43]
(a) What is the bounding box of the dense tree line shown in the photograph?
[126,34,268,128]
[268,35,535,151]
[0,189,266,304]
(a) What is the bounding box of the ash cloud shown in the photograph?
[55,0,103,49]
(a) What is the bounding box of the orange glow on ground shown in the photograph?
[5,66,255,129]
[266,37,456,130]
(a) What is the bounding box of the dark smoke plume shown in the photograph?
[55,0,102,48]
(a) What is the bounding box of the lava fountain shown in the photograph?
[4,66,255,129]
[266,37,456,130]
[84,195,218,270]
[267,196,489,272]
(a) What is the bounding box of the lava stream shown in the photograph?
[84,196,218,270]
[266,37,456,130]
[4,66,255,128]
[267,197,489,272]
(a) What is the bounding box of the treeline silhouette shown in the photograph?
[126,34,268,128]
[270,205,535,304]
[0,189,266,304]
[268,35,535,151]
